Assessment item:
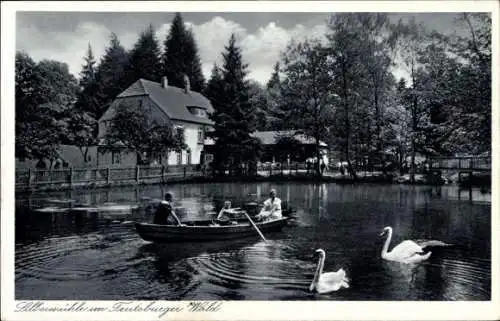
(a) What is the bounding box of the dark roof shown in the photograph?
[251,131,328,147]
[205,130,327,147]
[111,79,214,125]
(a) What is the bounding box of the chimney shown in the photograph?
[161,76,168,88]
[183,74,190,93]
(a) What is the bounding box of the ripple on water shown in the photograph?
[15,229,145,284]
[185,241,314,295]
[439,255,491,300]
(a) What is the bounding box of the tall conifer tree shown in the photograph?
[204,63,224,110]
[128,24,162,83]
[94,33,130,119]
[162,13,205,91]
[79,44,97,89]
[208,34,261,174]
[76,44,98,116]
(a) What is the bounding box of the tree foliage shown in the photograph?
[15,52,79,162]
[247,80,269,131]
[264,62,286,130]
[279,38,336,175]
[104,101,185,165]
[93,33,130,120]
[207,34,262,174]
[128,24,162,83]
[162,13,206,92]
[62,107,97,163]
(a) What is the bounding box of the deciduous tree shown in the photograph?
[280,38,336,175]
[104,101,185,165]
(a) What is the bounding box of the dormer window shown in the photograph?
[187,106,207,118]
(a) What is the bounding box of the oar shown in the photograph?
[243,211,267,243]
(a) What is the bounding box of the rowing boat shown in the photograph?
[135,217,290,243]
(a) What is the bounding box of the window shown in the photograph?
[177,151,182,165]
[197,127,204,144]
[175,126,185,141]
[112,151,121,164]
[188,106,207,118]
[174,126,186,141]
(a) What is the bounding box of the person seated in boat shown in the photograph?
[215,201,234,225]
[255,189,282,221]
[153,192,183,226]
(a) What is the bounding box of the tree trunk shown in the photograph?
[374,88,382,153]
[314,128,321,176]
[79,147,89,164]
[411,92,417,184]
[341,59,356,180]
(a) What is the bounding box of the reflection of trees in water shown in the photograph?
[415,261,446,300]
[16,207,104,245]
[237,242,283,300]
[134,243,195,292]
[380,261,422,299]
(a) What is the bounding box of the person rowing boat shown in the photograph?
[153,192,183,226]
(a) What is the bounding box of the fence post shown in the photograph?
[459,158,462,169]
[183,166,186,178]
[161,165,165,184]
[136,166,140,183]
[28,168,32,188]
[68,167,73,187]
[107,167,111,184]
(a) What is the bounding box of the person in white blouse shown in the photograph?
[255,189,282,221]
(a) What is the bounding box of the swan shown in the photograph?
[380,226,432,264]
[309,249,349,293]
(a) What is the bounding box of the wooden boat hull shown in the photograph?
[135,217,290,243]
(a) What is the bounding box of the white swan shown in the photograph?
[309,249,349,293]
[380,226,431,264]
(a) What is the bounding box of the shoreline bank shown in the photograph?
[15,171,490,194]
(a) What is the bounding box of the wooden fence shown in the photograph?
[429,156,491,172]
[15,165,204,190]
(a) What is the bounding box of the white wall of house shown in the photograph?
[167,121,206,166]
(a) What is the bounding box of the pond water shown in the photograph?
[15,182,491,300]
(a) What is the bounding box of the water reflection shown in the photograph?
[15,183,491,300]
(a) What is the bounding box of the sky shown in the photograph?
[16,11,472,85]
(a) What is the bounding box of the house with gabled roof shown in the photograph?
[97,76,214,167]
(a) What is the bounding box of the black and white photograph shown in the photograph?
[1,1,499,320]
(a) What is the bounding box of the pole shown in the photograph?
[28,168,32,188]
[243,211,267,243]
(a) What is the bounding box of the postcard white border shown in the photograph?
[2,1,499,320]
